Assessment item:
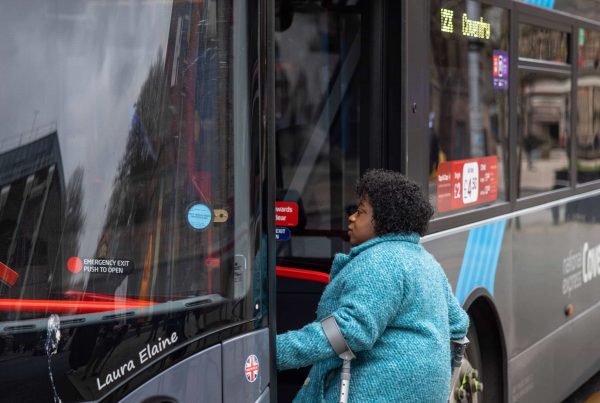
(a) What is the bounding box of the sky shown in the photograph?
[0,0,172,256]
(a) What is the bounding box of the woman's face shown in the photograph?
[347,196,376,246]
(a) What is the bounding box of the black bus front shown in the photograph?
[0,1,273,402]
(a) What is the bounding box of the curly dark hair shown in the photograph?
[356,169,434,236]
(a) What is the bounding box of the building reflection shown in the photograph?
[518,71,571,196]
[0,129,65,316]
[0,1,245,400]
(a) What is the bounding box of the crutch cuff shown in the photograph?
[320,315,356,360]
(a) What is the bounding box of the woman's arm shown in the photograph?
[276,322,336,371]
[326,256,404,352]
[444,280,470,340]
[276,252,405,370]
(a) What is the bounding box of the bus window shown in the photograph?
[274,1,363,263]
[274,2,364,399]
[429,0,510,215]
[0,1,264,401]
[519,23,570,63]
[576,28,600,184]
[517,70,571,196]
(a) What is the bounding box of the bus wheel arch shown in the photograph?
[461,288,507,403]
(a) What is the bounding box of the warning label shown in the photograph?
[67,257,134,275]
[275,202,299,227]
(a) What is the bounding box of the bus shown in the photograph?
[0,1,272,402]
[1,0,600,402]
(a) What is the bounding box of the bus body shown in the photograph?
[0,1,273,401]
[1,0,600,402]
[274,1,600,402]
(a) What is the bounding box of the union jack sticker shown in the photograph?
[244,354,260,383]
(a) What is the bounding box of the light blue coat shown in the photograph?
[276,233,470,403]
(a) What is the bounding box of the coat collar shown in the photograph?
[349,232,420,257]
[330,233,420,278]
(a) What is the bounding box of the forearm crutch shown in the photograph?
[448,336,470,402]
[321,316,356,403]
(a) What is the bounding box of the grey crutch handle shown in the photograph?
[321,316,356,403]
[448,336,470,403]
[451,336,469,369]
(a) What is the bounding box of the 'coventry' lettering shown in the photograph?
[562,241,600,296]
[583,242,600,284]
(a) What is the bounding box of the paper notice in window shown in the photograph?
[437,156,498,212]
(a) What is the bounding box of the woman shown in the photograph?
[276,169,470,402]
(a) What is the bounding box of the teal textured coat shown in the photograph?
[276,233,470,403]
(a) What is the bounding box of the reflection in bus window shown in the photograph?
[518,71,571,196]
[0,1,263,400]
[275,2,362,261]
[548,1,600,26]
[577,29,600,184]
[518,23,570,63]
[429,0,509,215]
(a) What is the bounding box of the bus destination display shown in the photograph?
[440,7,492,40]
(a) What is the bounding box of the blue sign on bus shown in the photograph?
[275,227,291,241]
[522,0,554,9]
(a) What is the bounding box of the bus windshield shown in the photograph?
[0,0,263,400]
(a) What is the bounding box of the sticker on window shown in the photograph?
[275,202,299,227]
[493,50,509,90]
[67,257,134,275]
[187,203,213,230]
[275,227,292,241]
[437,156,498,212]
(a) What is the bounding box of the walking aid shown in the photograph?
[321,316,356,403]
[448,336,469,402]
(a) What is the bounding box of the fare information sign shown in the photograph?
[437,156,498,212]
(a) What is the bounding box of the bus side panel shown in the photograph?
[509,195,600,402]
[222,328,270,403]
[423,221,513,346]
[121,328,271,403]
[507,301,600,403]
[120,344,222,403]
[426,194,600,402]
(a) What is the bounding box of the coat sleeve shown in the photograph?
[328,254,405,352]
[276,252,404,371]
[277,252,402,370]
[276,322,337,371]
[444,279,470,340]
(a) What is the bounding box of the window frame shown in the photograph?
[404,0,600,234]
[573,22,600,189]
[513,5,578,210]
[416,0,514,231]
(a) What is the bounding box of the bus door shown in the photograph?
[273,0,382,399]
[0,1,271,402]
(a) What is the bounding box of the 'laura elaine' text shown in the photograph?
[96,331,179,391]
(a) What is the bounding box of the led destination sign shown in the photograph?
[440,8,491,40]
